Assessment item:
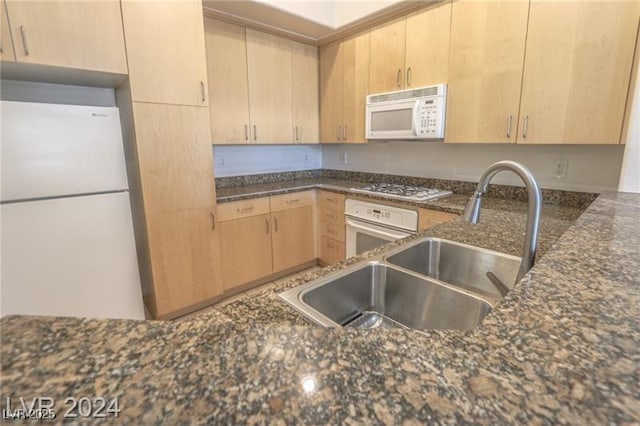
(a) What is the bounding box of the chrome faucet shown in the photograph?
[462,161,542,281]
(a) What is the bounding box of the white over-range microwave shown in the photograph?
[365,84,447,140]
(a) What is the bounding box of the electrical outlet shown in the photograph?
[553,159,568,179]
[340,152,348,165]
[218,156,225,167]
[304,153,308,162]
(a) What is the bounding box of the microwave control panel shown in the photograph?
[416,97,445,138]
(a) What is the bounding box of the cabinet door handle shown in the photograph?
[406,67,412,87]
[337,125,341,141]
[396,69,402,88]
[265,217,269,234]
[253,125,257,141]
[285,198,300,204]
[344,125,348,141]
[522,115,529,138]
[19,26,29,56]
[200,81,205,102]
[295,126,299,141]
[236,206,254,213]
[273,216,279,232]
[244,124,249,141]
[210,211,216,230]
[506,115,512,138]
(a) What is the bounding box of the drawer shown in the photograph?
[317,190,345,208]
[319,220,345,242]
[319,236,345,265]
[418,208,458,230]
[270,190,314,212]
[318,204,344,225]
[217,197,271,222]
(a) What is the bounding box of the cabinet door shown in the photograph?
[246,29,293,143]
[405,1,452,88]
[1,1,15,62]
[319,40,344,143]
[121,0,209,106]
[5,0,126,73]
[271,206,315,273]
[146,208,222,318]
[219,214,273,291]
[518,1,640,144]
[132,103,216,215]
[343,32,370,143]
[291,40,319,143]
[369,17,406,93]
[445,0,529,143]
[205,18,251,144]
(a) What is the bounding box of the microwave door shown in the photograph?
[368,101,415,139]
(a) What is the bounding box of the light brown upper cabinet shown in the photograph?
[1,0,15,62]
[4,0,126,73]
[404,2,452,88]
[517,1,640,144]
[291,40,320,143]
[246,29,293,143]
[368,1,452,94]
[205,22,318,144]
[319,32,370,143]
[342,33,371,143]
[132,102,222,318]
[204,18,251,144]
[121,0,209,106]
[445,0,530,143]
[369,17,406,93]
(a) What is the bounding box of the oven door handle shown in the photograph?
[345,218,412,240]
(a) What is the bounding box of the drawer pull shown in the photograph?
[327,229,337,235]
[325,213,337,219]
[285,198,300,204]
[236,206,254,213]
[325,197,338,203]
[327,243,336,249]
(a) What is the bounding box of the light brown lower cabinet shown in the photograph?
[418,208,458,230]
[319,236,346,265]
[218,191,316,293]
[218,213,273,291]
[271,206,315,272]
[145,208,223,317]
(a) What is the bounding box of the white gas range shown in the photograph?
[345,183,452,257]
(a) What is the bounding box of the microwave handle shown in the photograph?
[412,100,422,136]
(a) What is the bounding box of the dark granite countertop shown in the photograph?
[216,176,585,221]
[2,192,638,423]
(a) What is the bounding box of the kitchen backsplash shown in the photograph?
[213,144,322,177]
[322,142,625,193]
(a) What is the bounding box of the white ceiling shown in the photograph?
[203,0,416,42]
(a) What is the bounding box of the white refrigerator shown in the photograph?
[1,100,145,320]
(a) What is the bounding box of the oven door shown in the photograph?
[366,99,419,140]
[345,217,413,258]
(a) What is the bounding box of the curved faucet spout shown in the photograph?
[463,161,542,281]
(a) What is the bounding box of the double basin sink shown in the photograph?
[279,237,521,331]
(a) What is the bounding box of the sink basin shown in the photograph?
[279,261,493,331]
[385,238,522,299]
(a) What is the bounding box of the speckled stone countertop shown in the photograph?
[2,192,638,423]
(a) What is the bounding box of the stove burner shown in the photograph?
[350,183,452,202]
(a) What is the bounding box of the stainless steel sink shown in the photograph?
[384,238,522,300]
[279,261,493,331]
